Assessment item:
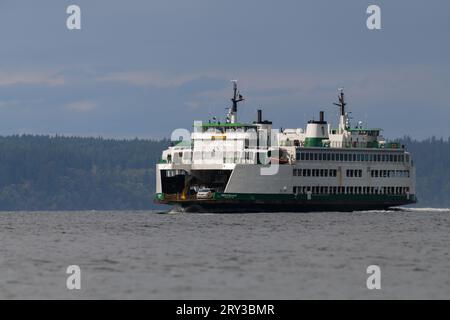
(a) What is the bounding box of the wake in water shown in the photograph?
[355,207,450,214]
[156,206,450,214]
[398,207,450,213]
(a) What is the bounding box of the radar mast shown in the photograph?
[333,88,348,133]
[228,80,244,123]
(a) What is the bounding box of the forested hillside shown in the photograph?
[0,135,448,210]
[0,135,168,210]
[397,137,450,207]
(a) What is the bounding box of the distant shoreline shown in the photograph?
[0,135,448,210]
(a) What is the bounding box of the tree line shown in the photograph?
[0,135,167,210]
[397,136,450,208]
[0,135,448,210]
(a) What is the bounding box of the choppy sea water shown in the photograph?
[0,208,449,299]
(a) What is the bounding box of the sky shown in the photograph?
[0,0,449,139]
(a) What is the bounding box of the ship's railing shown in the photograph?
[328,141,380,149]
[325,141,404,149]
[280,140,405,149]
[160,154,296,165]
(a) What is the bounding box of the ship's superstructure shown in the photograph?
[155,82,416,212]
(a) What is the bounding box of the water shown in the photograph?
[0,208,449,299]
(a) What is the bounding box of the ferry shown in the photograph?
[154,81,417,212]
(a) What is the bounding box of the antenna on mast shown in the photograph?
[333,87,349,133]
[229,80,244,123]
[333,87,346,116]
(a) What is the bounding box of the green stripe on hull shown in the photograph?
[214,192,416,202]
[154,192,417,212]
[155,192,417,203]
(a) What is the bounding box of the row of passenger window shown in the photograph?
[293,168,411,179]
[346,169,362,177]
[293,168,337,177]
[370,170,410,178]
[293,186,410,195]
[297,151,407,163]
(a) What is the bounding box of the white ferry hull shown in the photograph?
[154,85,417,213]
[155,154,417,213]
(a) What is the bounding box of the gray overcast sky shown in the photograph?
[0,0,449,139]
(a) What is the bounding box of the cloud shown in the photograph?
[65,100,97,112]
[0,69,65,87]
[0,64,448,140]
[97,72,197,88]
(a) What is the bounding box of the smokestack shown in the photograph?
[257,109,262,123]
[319,111,324,122]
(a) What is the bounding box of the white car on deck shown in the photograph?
[196,188,215,199]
